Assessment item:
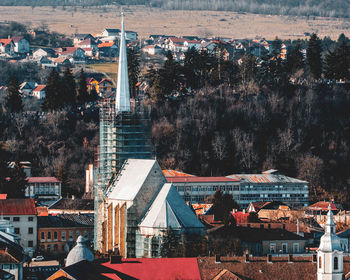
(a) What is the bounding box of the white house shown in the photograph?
[25,177,61,202]
[142,45,162,55]
[11,36,30,54]
[0,199,37,257]
[19,82,37,96]
[32,47,56,60]
[0,39,15,56]
[32,85,46,99]
[184,40,201,51]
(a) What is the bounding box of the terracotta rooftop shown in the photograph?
[0,198,36,215]
[198,256,350,280]
[308,201,337,211]
[0,39,12,46]
[162,169,195,177]
[33,85,46,92]
[167,177,240,183]
[27,177,60,183]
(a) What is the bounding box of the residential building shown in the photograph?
[0,234,24,280]
[48,198,94,215]
[97,41,118,57]
[32,85,46,99]
[11,37,29,54]
[37,214,94,255]
[32,47,56,60]
[19,82,37,96]
[167,176,241,204]
[227,169,309,209]
[25,177,61,204]
[73,34,95,46]
[142,45,162,55]
[55,47,85,63]
[0,199,37,257]
[0,39,15,56]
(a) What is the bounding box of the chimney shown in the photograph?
[85,169,90,193]
[312,254,317,263]
[288,254,293,263]
[72,195,75,200]
[110,255,122,264]
[215,254,221,263]
[267,254,272,263]
[245,254,249,263]
[297,219,300,235]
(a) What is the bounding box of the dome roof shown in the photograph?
[66,236,94,266]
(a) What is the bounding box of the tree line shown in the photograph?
[149,33,350,207]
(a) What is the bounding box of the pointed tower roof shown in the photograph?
[318,203,342,252]
[115,12,131,112]
[139,183,205,231]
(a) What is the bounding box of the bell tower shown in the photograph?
[317,203,343,280]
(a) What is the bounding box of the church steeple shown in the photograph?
[115,12,131,112]
[317,203,343,280]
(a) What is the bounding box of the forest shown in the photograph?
[2,0,350,18]
[1,33,350,207]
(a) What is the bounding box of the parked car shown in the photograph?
[32,255,44,262]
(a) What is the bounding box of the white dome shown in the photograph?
[66,235,94,266]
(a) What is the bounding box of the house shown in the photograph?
[86,77,99,92]
[184,40,201,51]
[50,57,71,67]
[125,30,138,41]
[25,177,61,204]
[100,28,120,38]
[306,201,338,216]
[32,47,56,60]
[100,28,137,41]
[167,37,186,52]
[0,199,37,257]
[11,36,29,54]
[208,225,308,256]
[48,198,94,215]
[19,82,37,96]
[0,234,25,280]
[39,57,57,69]
[99,159,205,258]
[32,85,46,99]
[98,79,114,94]
[97,42,118,57]
[142,44,162,55]
[48,257,201,280]
[200,41,217,52]
[55,47,85,63]
[78,38,98,52]
[73,33,95,46]
[37,214,94,255]
[0,39,15,56]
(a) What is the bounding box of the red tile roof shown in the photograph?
[11,36,24,43]
[169,37,186,44]
[167,177,240,183]
[27,177,60,183]
[0,39,12,46]
[36,207,49,216]
[162,169,195,177]
[0,194,7,200]
[98,42,115,48]
[0,198,36,215]
[308,201,337,211]
[101,258,201,280]
[232,211,249,224]
[33,85,46,92]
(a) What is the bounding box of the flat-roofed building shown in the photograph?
[167,176,241,204]
[227,170,309,209]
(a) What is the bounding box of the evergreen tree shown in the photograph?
[160,227,182,257]
[76,69,89,105]
[286,42,304,74]
[62,65,76,107]
[0,145,10,194]
[271,37,282,58]
[306,33,323,79]
[127,47,140,99]
[42,68,61,111]
[6,77,22,113]
[212,189,239,225]
[6,162,27,198]
[324,50,339,80]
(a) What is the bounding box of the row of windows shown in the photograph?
[176,184,308,192]
[0,264,17,270]
[270,242,300,254]
[3,216,34,222]
[40,229,90,241]
[14,227,33,234]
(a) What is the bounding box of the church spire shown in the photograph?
[115,12,131,112]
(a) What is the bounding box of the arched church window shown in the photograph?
[334,256,338,270]
[319,256,322,269]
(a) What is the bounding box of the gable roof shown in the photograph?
[227,174,307,184]
[38,214,94,228]
[167,177,239,183]
[308,201,337,211]
[0,39,13,46]
[27,177,60,183]
[48,198,94,211]
[78,38,97,46]
[106,159,161,201]
[33,85,46,92]
[0,198,36,215]
[162,169,194,177]
[11,36,25,43]
[139,183,205,230]
[98,42,115,48]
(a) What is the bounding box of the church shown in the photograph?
[94,14,205,257]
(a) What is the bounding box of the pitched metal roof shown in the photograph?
[106,159,160,201]
[162,169,194,177]
[139,183,204,230]
[48,198,94,211]
[227,174,308,184]
[38,214,94,228]
[167,177,239,183]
